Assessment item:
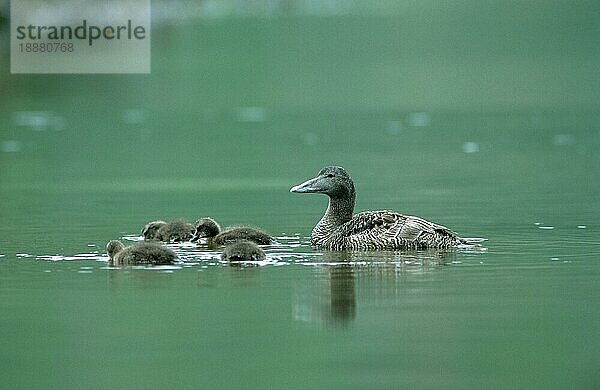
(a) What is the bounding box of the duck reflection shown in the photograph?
[294,249,455,328]
[327,263,356,324]
[293,251,356,328]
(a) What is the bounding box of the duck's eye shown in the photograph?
[326,173,334,178]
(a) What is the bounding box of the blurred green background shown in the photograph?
[1,0,598,233]
[1,1,599,183]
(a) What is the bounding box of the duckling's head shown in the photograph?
[290,166,355,199]
[191,217,221,242]
[221,240,266,262]
[141,220,167,240]
[106,240,125,259]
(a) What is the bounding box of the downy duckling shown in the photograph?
[106,240,177,266]
[191,217,272,248]
[142,219,194,242]
[221,240,266,262]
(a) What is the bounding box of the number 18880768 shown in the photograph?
[18,42,74,52]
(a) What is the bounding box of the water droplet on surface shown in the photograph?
[1,140,22,153]
[234,106,269,122]
[406,112,430,127]
[385,120,402,135]
[122,108,146,124]
[462,141,479,153]
[552,134,575,146]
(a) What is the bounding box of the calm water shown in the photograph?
[2,5,600,389]
[1,108,598,389]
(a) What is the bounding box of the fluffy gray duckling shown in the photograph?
[106,240,177,266]
[221,240,266,262]
[291,166,482,250]
[191,217,272,248]
[141,219,195,242]
[141,220,166,240]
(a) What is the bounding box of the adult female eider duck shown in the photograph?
[290,166,480,250]
[221,240,266,262]
[141,219,195,242]
[191,217,272,248]
[106,240,177,266]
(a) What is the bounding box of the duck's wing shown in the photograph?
[327,211,458,249]
[330,210,397,236]
[395,214,459,241]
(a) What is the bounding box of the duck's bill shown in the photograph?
[290,177,321,193]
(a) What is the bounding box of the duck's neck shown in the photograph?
[311,194,355,246]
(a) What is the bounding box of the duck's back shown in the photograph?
[318,210,462,250]
[214,227,272,246]
[157,220,194,242]
[114,242,177,265]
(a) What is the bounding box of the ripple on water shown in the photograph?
[77,268,93,274]
[122,235,143,242]
[26,234,496,270]
[37,253,104,262]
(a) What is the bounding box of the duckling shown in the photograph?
[221,240,266,262]
[141,219,194,242]
[290,166,482,250]
[141,220,166,240]
[191,217,272,248]
[106,240,177,266]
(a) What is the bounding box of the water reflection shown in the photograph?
[294,264,355,327]
[105,264,183,289]
[327,261,356,326]
[26,235,480,321]
[294,249,455,328]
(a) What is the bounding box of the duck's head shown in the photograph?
[141,220,167,240]
[290,166,355,199]
[191,217,221,242]
[106,240,125,259]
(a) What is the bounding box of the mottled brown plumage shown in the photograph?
[191,217,272,248]
[106,240,177,266]
[291,166,479,250]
